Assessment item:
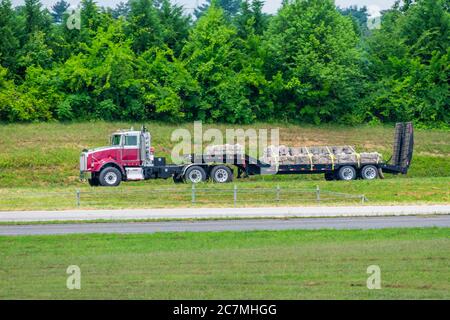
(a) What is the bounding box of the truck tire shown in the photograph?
[211,165,233,183]
[184,166,206,184]
[88,177,100,187]
[361,165,378,180]
[99,167,122,187]
[337,166,356,181]
[173,175,184,184]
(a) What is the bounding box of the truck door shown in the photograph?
[122,134,140,166]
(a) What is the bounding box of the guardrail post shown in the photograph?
[234,184,237,206]
[276,185,280,203]
[316,185,320,202]
[361,195,365,204]
[191,184,196,204]
[76,190,80,207]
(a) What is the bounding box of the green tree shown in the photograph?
[56,20,143,120]
[0,65,21,121]
[111,1,130,19]
[54,0,112,62]
[182,4,265,123]
[0,0,20,71]
[264,0,362,123]
[81,0,101,31]
[0,65,54,121]
[126,0,162,54]
[51,0,70,23]
[156,0,191,55]
[363,0,450,125]
[338,5,369,36]
[22,0,51,38]
[137,47,199,120]
[194,0,242,20]
[14,0,53,77]
[235,0,267,37]
[249,0,265,35]
[18,31,54,69]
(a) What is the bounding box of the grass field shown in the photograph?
[0,228,448,299]
[0,122,448,209]
[0,177,448,211]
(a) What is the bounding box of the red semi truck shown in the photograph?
[80,123,413,187]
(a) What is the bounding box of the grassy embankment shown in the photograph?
[0,228,448,299]
[0,122,448,210]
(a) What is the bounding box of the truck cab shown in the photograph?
[111,131,141,167]
[80,128,153,186]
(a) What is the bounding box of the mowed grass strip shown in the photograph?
[0,228,449,299]
[0,176,448,211]
[0,177,447,210]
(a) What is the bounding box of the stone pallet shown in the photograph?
[200,144,382,166]
[205,144,244,154]
[204,144,245,160]
[261,145,382,165]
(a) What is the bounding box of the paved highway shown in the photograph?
[0,215,449,236]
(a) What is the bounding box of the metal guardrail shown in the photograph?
[0,185,367,210]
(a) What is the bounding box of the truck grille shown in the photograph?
[80,152,88,171]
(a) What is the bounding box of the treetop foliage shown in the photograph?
[0,0,448,127]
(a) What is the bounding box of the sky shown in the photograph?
[11,0,396,17]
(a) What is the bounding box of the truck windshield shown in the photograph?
[111,135,122,146]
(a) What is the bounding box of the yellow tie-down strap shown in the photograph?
[325,146,335,170]
[349,146,361,168]
[305,147,313,170]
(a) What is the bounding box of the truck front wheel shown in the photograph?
[88,175,100,186]
[99,167,122,187]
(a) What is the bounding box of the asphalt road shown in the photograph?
[0,215,449,236]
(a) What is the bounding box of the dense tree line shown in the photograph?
[0,0,448,126]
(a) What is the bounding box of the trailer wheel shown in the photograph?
[361,165,378,180]
[337,166,356,181]
[99,167,122,187]
[184,166,206,184]
[211,165,233,183]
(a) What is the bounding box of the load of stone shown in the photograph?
[204,144,245,159]
[260,145,382,166]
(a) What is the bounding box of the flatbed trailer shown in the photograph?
[80,122,413,186]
